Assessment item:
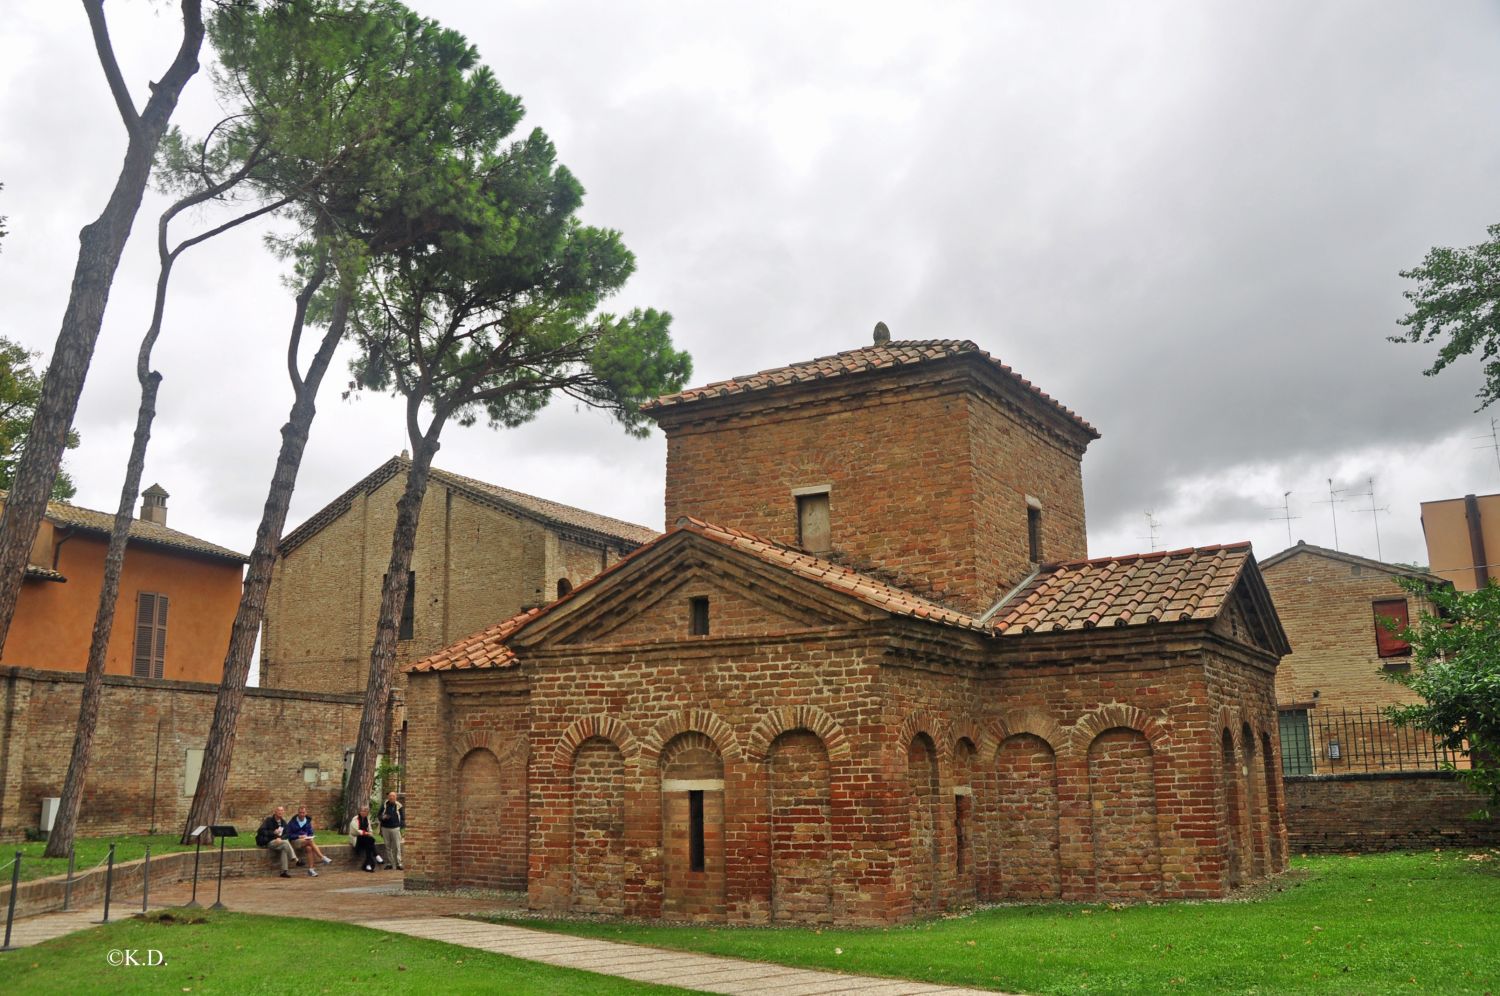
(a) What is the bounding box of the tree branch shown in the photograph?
[83,0,141,136]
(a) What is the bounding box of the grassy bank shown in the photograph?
[3,834,259,884]
[491,850,1500,994]
[0,909,688,995]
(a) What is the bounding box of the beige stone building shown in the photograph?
[1420,492,1500,591]
[1260,542,1440,773]
[260,456,657,696]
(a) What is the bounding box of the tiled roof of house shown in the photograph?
[405,517,989,673]
[279,456,658,556]
[643,340,1098,438]
[1257,540,1438,578]
[24,565,66,582]
[990,543,1253,635]
[405,525,1267,672]
[0,492,248,564]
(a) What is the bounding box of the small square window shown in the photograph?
[797,492,831,554]
[690,597,710,636]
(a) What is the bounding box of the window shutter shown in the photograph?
[1373,598,1410,658]
[152,594,169,679]
[133,593,156,678]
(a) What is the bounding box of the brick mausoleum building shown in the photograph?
[403,335,1293,924]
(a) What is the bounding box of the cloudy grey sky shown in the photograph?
[3,0,1499,584]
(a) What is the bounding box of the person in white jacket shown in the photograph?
[348,804,380,871]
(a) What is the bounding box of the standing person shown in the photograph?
[255,805,296,878]
[348,804,378,872]
[378,791,404,871]
[285,804,333,875]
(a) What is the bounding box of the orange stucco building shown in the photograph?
[1,486,246,682]
[1421,492,1500,591]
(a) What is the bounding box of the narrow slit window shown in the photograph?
[1027,505,1043,563]
[399,570,416,640]
[797,492,831,554]
[690,596,710,636]
[954,794,967,874]
[556,577,573,599]
[688,790,706,872]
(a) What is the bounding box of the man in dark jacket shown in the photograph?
[378,791,404,870]
[256,806,296,877]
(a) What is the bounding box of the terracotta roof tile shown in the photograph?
[281,457,657,556]
[1,492,248,564]
[991,543,1253,636]
[643,340,1098,438]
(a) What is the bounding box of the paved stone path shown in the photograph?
[3,867,1015,994]
[362,916,1004,995]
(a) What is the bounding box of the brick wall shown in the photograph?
[1284,772,1500,852]
[0,666,362,841]
[656,360,1090,616]
[1262,547,1428,714]
[407,585,1288,924]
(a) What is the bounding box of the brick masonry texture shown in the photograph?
[1284,772,1500,852]
[0,666,361,841]
[1261,544,1432,715]
[401,339,1291,925]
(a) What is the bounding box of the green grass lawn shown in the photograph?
[2,834,259,884]
[489,850,1500,995]
[0,910,689,995]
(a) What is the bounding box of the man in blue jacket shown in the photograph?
[284,804,333,876]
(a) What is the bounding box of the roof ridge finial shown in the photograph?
[873,321,890,345]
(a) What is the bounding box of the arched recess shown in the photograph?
[1088,727,1161,899]
[553,715,640,776]
[571,736,626,914]
[952,737,978,897]
[745,706,851,763]
[1070,704,1172,757]
[906,732,942,915]
[660,731,727,920]
[1221,728,1245,888]
[455,745,527,890]
[996,733,1062,900]
[768,729,832,923]
[640,710,743,764]
[1242,721,1267,879]
[1260,730,1286,871]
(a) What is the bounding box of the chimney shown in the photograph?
[141,484,169,526]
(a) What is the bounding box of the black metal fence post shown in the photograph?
[1,851,20,951]
[100,843,116,924]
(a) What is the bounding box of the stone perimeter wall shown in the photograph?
[1284,771,1500,852]
[0,666,362,841]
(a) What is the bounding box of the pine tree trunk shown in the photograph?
[43,368,162,857]
[0,1,202,655]
[343,426,443,812]
[181,275,351,843]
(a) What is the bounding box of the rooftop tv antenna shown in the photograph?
[1349,476,1389,561]
[1140,510,1162,552]
[1315,478,1345,551]
[1476,416,1500,477]
[1267,490,1300,547]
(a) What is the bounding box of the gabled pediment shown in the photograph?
[511,531,882,651]
[1211,559,1292,658]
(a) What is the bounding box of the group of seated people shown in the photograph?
[255,792,405,877]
